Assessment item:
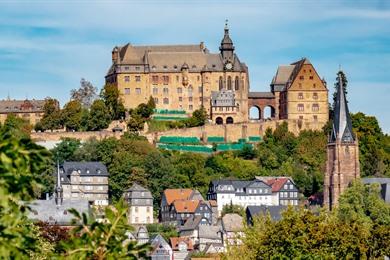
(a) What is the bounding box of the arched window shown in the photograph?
[235,76,239,90]
[219,76,223,90]
[226,117,234,124]
[216,117,223,125]
[188,86,193,96]
[163,98,169,104]
[227,76,232,90]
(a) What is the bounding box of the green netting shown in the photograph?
[207,136,225,143]
[238,138,247,143]
[152,116,188,121]
[159,136,200,144]
[216,143,253,151]
[248,136,262,142]
[153,109,186,114]
[157,143,212,153]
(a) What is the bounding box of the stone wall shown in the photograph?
[31,130,123,142]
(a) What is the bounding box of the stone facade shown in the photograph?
[123,183,154,225]
[324,71,360,210]
[0,99,47,125]
[60,161,109,206]
[105,24,249,124]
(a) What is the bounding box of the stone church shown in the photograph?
[106,23,328,127]
[323,71,360,210]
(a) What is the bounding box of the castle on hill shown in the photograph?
[105,23,329,129]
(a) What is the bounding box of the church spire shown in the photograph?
[330,71,354,143]
[55,161,63,206]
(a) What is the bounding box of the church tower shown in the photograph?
[323,71,360,210]
[219,20,235,64]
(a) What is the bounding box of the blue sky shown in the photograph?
[0,0,389,132]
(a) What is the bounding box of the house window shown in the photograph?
[219,76,223,90]
[163,98,169,104]
[177,87,182,94]
[153,87,158,95]
[152,75,159,84]
[297,104,304,111]
[154,98,158,104]
[136,88,141,95]
[162,76,169,84]
[235,76,240,90]
[197,75,200,81]
[313,92,318,99]
[189,105,193,110]
[179,97,183,102]
[309,76,314,80]
[147,207,150,213]
[189,97,193,102]
[299,76,304,80]
[135,66,140,71]
[163,88,169,95]
[312,104,319,112]
[198,86,203,93]
[135,207,138,213]
[299,115,304,120]
[124,88,130,95]
[124,76,130,82]
[298,93,303,99]
[135,76,141,82]
[313,115,318,121]
[227,76,232,90]
[176,75,179,81]
[124,66,129,71]
[188,86,193,95]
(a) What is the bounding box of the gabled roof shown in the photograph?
[172,200,200,213]
[198,225,222,240]
[222,213,243,232]
[247,205,287,221]
[62,161,108,176]
[163,189,202,205]
[170,237,194,251]
[255,176,295,192]
[180,215,204,231]
[0,99,46,113]
[270,65,295,86]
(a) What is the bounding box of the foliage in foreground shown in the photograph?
[60,199,151,260]
[225,181,390,259]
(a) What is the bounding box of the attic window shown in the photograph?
[77,169,81,174]
[192,65,196,69]
[97,169,101,174]
[163,65,168,70]
[124,66,129,70]
[173,65,178,69]
[152,66,156,70]
[86,169,90,174]
[212,64,216,68]
[135,66,140,71]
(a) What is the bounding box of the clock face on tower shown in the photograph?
[225,62,233,70]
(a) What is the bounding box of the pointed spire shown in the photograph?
[330,71,354,143]
[55,161,63,206]
[224,19,229,34]
[220,20,235,60]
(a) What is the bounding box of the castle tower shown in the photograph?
[219,20,235,63]
[323,71,360,210]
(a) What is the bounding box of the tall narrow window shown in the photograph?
[227,76,232,90]
[313,92,318,100]
[312,103,319,111]
[188,86,193,96]
[297,104,304,111]
[235,76,239,90]
[219,76,223,90]
[124,76,130,82]
[298,93,303,99]
[163,98,169,104]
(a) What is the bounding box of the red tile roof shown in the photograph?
[208,200,217,207]
[163,189,193,205]
[266,178,288,192]
[170,236,194,251]
[173,200,200,213]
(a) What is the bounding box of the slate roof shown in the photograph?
[222,213,243,232]
[0,99,46,113]
[330,71,355,143]
[62,161,108,177]
[248,92,275,99]
[198,225,222,240]
[255,176,296,192]
[124,183,153,200]
[180,215,204,231]
[209,179,272,195]
[271,65,295,86]
[246,205,287,221]
[28,199,90,225]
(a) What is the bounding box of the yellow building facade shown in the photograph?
[0,99,45,126]
[106,25,249,124]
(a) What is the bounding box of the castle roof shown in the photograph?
[330,71,355,143]
[0,99,46,113]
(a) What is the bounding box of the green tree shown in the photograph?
[127,113,145,133]
[39,98,62,131]
[51,138,81,163]
[87,99,111,131]
[62,100,83,131]
[100,84,125,120]
[221,202,245,217]
[3,113,32,139]
[146,223,178,242]
[61,199,150,259]
[0,129,52,258]
[70,78,98,109]
[185,106,207,127]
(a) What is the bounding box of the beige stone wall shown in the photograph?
[114,68,249,123]
[0,112,43,126]
[287,63,329,125]
[31,130,123,142]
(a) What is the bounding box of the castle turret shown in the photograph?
[219,20,235,63]
[324,71,360,210]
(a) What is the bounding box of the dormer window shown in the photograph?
[86,169,90,174]
[77,169,81,174]
[97,169,101,174]
[163,65,168,70]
